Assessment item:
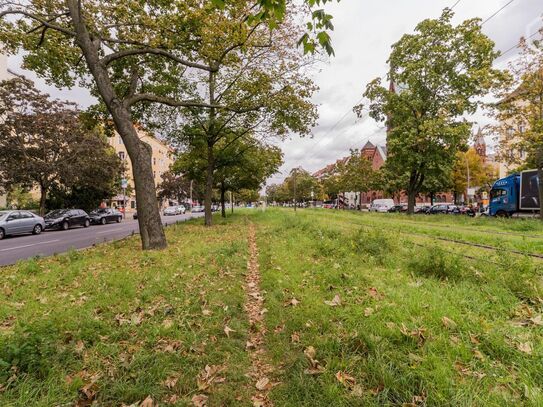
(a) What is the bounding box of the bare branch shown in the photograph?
[0,9,76,37]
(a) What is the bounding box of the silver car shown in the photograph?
[0,210,46,240]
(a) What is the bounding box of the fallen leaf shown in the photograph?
[75,340,85,354]
[246,340,256,350]
[255,377,270,391]
[364,307,374,317]
[518,342,533,354]
[303,346,325,375]
[202,309,212,316]
[291,332,300,343]
[368,287,382,299]
[335,371,356,388]
[224,325,235,338]
[140,396,155,407]
[163,376,178,389]
[324,294,342,307]
[473,349,485,360]
[162,319,174,329]
[441,317,457,329]
[285,298,300,307]
[191,394,208,407]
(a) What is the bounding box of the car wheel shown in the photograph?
[116,216,121,223]
[0,228,4,240]
[32,224,42,235]
[84,219,90,228]
[62,221,69,231]
[101,217,107,225]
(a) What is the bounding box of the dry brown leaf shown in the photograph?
[368,287,382,299]
[364,308,374,317]
[324,294,342,307]
[473,349,485,360]
[255,377,270,391]
[303,346,325,375]
[202,309,212,316]
[518,341,533,354]
[163,376,178,389]
[291,332,300,343]
[335,371,356,388]
[285,297,300,307]
[224,325,235,338]
[441,317,457,329]
[191,394,208,407]
[140,396,155,407]
[75,340,85,354]
[162,319,174,329]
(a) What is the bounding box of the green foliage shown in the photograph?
[362,10,506,211]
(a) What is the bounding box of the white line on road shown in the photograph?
[0,239,61,252]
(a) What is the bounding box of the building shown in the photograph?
[108,128,174,211]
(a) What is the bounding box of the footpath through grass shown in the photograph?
[1,209,542,406]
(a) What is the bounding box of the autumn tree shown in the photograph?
[337,149,375,195]
[451,148,496,203]
[493,25,543,218]
[361,9,505,214]
[157,171,192,206]
[282,167,318,204]
[0,78,123,215]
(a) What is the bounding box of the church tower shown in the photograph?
[474,127,486,159]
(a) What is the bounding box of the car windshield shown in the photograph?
[91,209,108,214]
[45,209,69,218]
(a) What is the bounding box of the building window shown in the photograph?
[131,201,136,209]
[118,152,125,160]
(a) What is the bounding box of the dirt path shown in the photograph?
[245,223,274,407]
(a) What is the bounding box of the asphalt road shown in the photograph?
[0,212,204,267]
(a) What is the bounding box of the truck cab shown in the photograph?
[489,174,519,217]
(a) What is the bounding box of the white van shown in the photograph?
[369,199,395,213]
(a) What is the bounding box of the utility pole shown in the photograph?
[293,167,297,212]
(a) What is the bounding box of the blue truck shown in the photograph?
[489,169,541,217]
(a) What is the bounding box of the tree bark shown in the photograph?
[39,183,47,216]
[66,0,166,250]
[220,182,226,218]
[407,189,417,215]
[204,144,214,226]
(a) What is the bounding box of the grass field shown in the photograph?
[1,209,542,406]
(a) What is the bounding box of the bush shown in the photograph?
[408,246,464,280]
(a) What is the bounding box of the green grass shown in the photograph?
[1,209,542,406]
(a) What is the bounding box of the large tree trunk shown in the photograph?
[39,183,47,216]
[407,189,417,215]
[220,182,226,218]
[67,0,166,250]
[204,144,214,226]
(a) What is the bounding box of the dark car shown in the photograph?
[427,204,457,215]
[414,206,431,214]
[44,209,91,230]
[90,208,123,225]
[388,204,407,213]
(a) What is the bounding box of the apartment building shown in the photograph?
[108,128,174,211]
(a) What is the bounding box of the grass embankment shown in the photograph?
[0,217,252,406]
[255,209,543,406]
[1,209,542,406]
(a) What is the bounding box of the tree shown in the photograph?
[493,25,543,218]
[157,171,191,205]
[451,148,496,203]
[153,2,317,227]
[0,78,123,215]
[361,10,505,214]
[215,139,283,217]
[282,168,318,204]
[337,149,375,195]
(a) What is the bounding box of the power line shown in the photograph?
[450,0,461,10]
[481,0,515,26]
[498,30,541,59]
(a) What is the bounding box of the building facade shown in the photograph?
[108,128,174,211]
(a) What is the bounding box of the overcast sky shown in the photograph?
[7,0,542,186]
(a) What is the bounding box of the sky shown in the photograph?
[7,0,543,186]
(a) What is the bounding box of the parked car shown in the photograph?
[388,204,408,213]
[414,206,431,214]
[427,204,458,215]
[323,201,336,209]
[90,208,123,225]
[0,210,45,240]
[191,205,205,212]
[44,209,90,230]
[369,199,395,213]
[163,206,179,216]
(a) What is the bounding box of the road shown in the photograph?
[0,212,204,267]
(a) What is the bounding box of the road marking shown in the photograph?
[0,239,61,252]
